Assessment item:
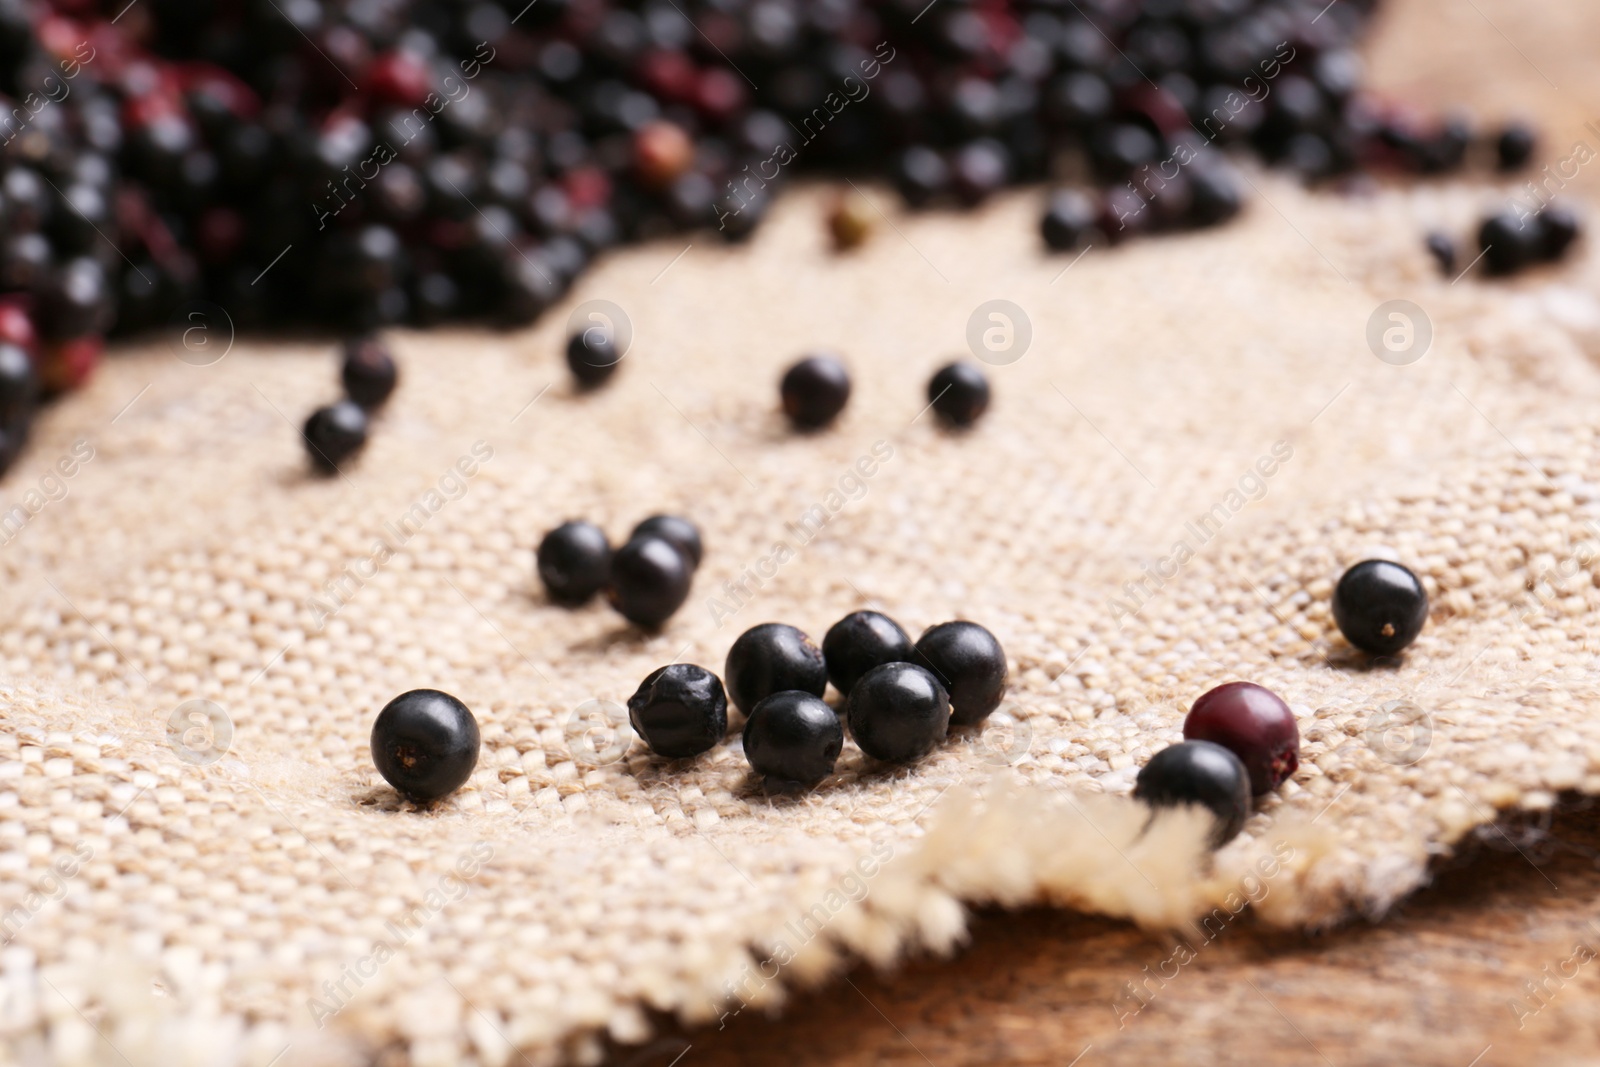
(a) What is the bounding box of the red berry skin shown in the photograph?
[1182,682,1299,796]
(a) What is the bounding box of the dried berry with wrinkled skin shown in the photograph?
[628,663,728,759]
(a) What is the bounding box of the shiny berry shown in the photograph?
[630,514,702,569]
[608,535,693,628]
[780,353,850,429]
[302,401,368,474]
[627,663,728,758]
[928,362,990,428]
[566,328,622,388]
[1478,210,1541,275]
[341,335,398,410]
[725,622,827,715]
[913,621,1007,726]
[1537,203,1581,261]
[847,662,950,763]
[1134,741,1251,848]
[1332,559,1428,656]
[537,520,612,604]
[1183,682,1299,796]
[370,689,481,801]
[822,610,913,697]
[0,342,37,426]
[634,120,694,187]
[743,690,842,787]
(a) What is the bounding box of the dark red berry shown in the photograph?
[1183,682,1299,796]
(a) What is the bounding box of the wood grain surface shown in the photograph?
[599,1,1600,1064]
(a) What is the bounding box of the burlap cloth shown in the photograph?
[6,8,1600,1053]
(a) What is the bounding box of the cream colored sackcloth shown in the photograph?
[4,151,1600,1067]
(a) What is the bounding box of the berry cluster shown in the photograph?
[301,334,398,473]
[538,513,702,628]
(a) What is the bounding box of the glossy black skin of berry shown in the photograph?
[302,400,368,474]
[371,689,481,801]
[1186,167,1243,228]
[537,520,612,605]
[743,690,843,787]
[567,329,622,388]
[822,610,913,697]
[1478,210,1542,276]
[628,663,728,758]
[725,622,827,715]
[780,354,851,430]
[341,335,398,410]
[1183,682,1299,796]
[630,514,702,569]
[928,362,990,428]
[913,621,1007,726]
[1537,204,1581,262]
[1496,122,1537,171]
[847,661,950,763]
[1425,232,1457,276]
[1134,741,1252,848]
[1332,559,1428,657]
[608,535,693,628]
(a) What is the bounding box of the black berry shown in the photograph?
[1041,190,1097,251]
[630,514,703,569]
[1478,210,1542,276]
[608,535,693,628]
[1537,203,1581,262]
[1183,682,1299,796]
[780,354,851,430]
[927,362,990,428]
[371,689,481,801]
[846,661,950,763]
[0,342,37,427]
[743,690,843,788]
[725,623,827,715]
[302,401,368,474]
[913,621,1007,726]
[627,663,728,758]
[567,328,622,389]
[1332,559,1428,656]
[341,335,398,410]
[822,610,913,697]
[1495,121,1537,171]
[1134,741,1252,848]
[537,520,612,605]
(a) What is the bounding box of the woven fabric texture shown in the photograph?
[2,163,1600,1067]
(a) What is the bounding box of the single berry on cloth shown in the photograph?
[608,535,693,628]
[847,662,950,763]
[1477,210,1542,275]
[823,610,914,697]
[1332,559,1428,656]
[341,335,399,410]
[1134,741,1252,848]
[537,520,612,605]
[302,401,369,474]
[780,354,851,430]
[1496,121,1537,171]
[628,663,728,759]
[567,329,622,389]
[927,362,990,428]
[1040,189,1098,251]
[743,690,843,788]
[1537,203,1581,261]
[725,622,827,715]
[913,621,1007,726]
[1183,682,1300,796]
[630,514,703,569]
[370,689,481,801]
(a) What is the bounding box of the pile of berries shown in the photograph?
[0,0,1518,480]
